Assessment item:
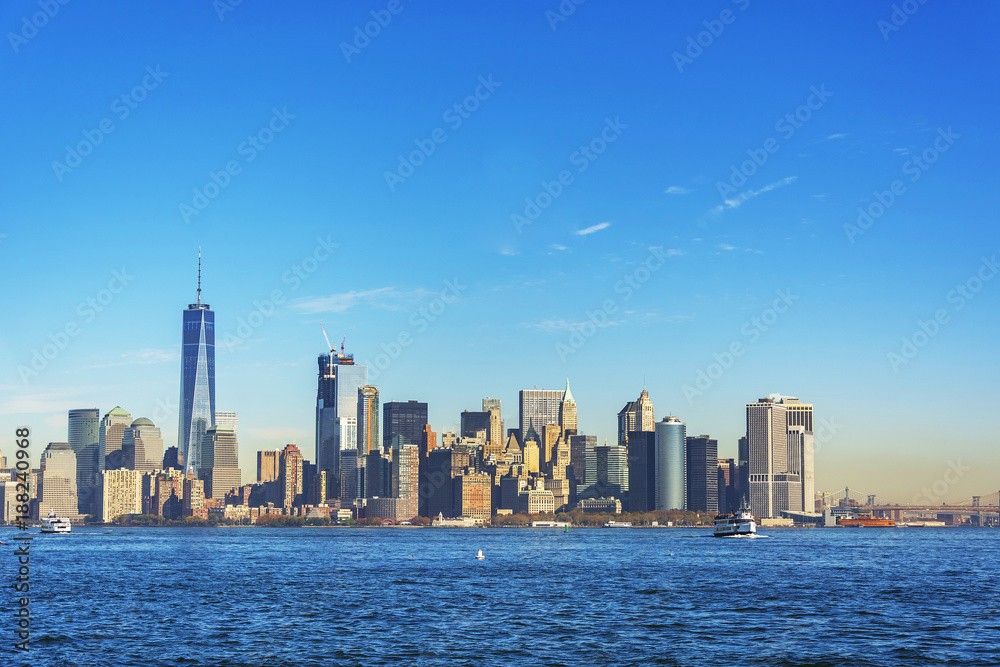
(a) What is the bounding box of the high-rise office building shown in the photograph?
[560,379,577,437]
[341,449,364,501]
[781,396,814,432]
[201,424,241,500]
[99,406,132,471]
[569,434,595,487]
[178,252,215,474]
[183,473,206,518]
[627,431,656,513]
[279,444,303,509]
[316,350,368,494]
[97,469,142,522]
[636,387,655,432]
[214,411,238,438]
[424,448,469,517]
[523,441,540,475]
[552,436,571,481]
[454,472,492,521]
[655,416,686,510]
[257,449,280,483]
[365,450,391,500]
[483,398,503,445]
[685,435,718,513]
[737,436,749,501]
[39,443,78,519]
[309,465,328,505]
[746,397,800,518]
[786,426,811,513]
[617,401,638,447]
[357,385,380,455]
[149,470,184,518]
[775,395,814,513]
[542,423,562,472]
[121,418,164,473]
[486,408,502,448]
[460,410,490,440]
[518,389,563,445]
[717,458,738,514]
[392,442,420,520]
[163,447,179,471]
[68,408,100,513]
[594,442,628,499]
[420,424,437,457]
[382,401,428,451]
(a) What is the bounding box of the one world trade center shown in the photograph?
[178,250,215,474]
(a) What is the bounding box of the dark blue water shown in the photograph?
[3,526,998,666]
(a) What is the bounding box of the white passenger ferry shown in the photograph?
[40,510,72,534]
[713,499,756,537]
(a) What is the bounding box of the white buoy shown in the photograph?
[476,549,485,559]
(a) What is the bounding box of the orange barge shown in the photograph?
[837,516,896,527]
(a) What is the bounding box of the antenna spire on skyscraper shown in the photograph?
[197,247,202,305]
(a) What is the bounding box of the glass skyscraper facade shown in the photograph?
[655,416,686,510]
[685,435,718,513]
[178,274,215,475]
[68,408,100,513]
[382,400,428,451]
[316,352,368,489]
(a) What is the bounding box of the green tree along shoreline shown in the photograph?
[92,509,714,528]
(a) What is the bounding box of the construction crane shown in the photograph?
[341,334,346,354]
[320,323,334,365]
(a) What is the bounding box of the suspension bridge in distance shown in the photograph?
[818,487,1000,524]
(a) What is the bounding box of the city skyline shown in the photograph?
[2,265,992,504]
[2,2,998,503]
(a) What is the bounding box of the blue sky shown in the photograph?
[2,1,998,502]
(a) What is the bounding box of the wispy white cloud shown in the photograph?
[74,348,179,371]
[665,186,692,195]
[708,176,798,215]
[648,246,685,256]
[499,247,519,256]
[0,387,92,415]
[719,243,736,251]
[824,133,848,141]
[292,287,432,314]
[551,244,568,251]
[521,318,623,332]
[575,222,611,236]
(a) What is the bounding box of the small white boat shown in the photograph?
[40,510,72,534]
[475,549,485,560]
[604,521,633,528]
[714,499,756,537]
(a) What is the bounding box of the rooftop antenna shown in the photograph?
[197,247,202,305]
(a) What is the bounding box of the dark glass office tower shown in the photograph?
[68,408,100,514]
[382,400,428,451]
[685,435,719,513]
[459,410,490,439]
[178,252,215,474]
[626,431,656,513]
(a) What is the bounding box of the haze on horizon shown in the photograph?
[1,1,998,503]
